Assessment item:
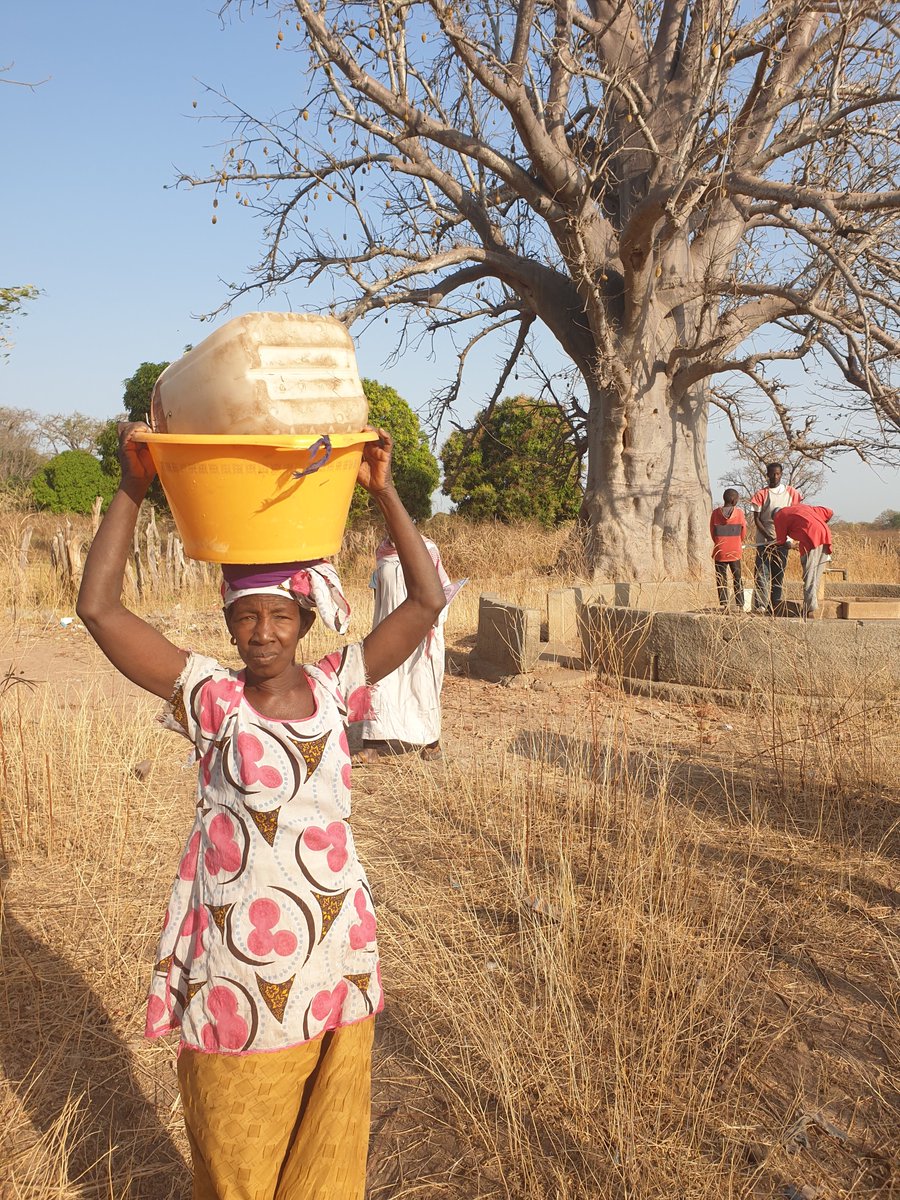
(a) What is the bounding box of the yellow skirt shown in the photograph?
[177,1018,374,1200]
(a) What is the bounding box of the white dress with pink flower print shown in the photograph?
[147,642,382,1055]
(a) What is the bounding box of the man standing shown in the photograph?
[748,463,802,613]
[773,504,834,617]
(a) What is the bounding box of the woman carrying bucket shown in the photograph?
[76,422,445,1200]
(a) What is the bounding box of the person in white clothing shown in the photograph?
[357,534,452,762]
[748,462,802,614]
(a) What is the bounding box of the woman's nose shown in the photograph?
[252,616,274,641]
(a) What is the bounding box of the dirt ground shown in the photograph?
[1,619,899,1199]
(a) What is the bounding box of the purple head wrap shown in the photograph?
[221,560,351,634]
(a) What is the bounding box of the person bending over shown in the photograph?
[773,503,834,618]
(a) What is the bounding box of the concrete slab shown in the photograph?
[837,600,900,619]
[538,640,582,669]
[580,603,900,698]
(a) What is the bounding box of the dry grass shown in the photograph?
[0,506,898,1198]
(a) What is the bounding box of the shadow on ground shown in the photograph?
[0,863,187,1199]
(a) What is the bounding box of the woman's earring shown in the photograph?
[230,635,236,645]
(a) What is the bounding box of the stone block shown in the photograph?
[475,595,541,675]
[837,600,900,620]
[824,582,900,599]
[593,580,719,612]
[547,588,580,645]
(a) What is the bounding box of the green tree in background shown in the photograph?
[442,396,581,527]
[96,418,125,483]
[123,361,169,422]
[350,379,439,522]
[106,360,171,505]
[31,449,117,514]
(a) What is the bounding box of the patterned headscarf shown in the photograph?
[221,560,351,634]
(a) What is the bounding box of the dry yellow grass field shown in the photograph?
[0,506,898,1198]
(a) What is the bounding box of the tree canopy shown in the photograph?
[0,285,38,360]
[186,1,900,577]
[31,449,117,515]
[114,361,171,506]
[441,394,582,525]
[350,378,440,521]
[123,361,169,423]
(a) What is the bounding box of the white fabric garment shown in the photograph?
[360,537,451,746]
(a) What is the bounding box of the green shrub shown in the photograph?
[441,394,582,526]
[30,449,117,514]
[349,379,440,522]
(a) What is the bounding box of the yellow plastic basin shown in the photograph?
[133,430,379,563]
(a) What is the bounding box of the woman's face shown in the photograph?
[225,594,312,679]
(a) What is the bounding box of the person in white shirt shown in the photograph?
[748,462,802,614]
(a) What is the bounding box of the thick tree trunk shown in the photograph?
[581,372,712,581]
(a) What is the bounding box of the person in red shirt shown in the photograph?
[773,504,834,617]
[709,488,747,609]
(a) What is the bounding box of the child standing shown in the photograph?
[710,488,747,610]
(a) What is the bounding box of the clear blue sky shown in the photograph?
[2,3,896,520]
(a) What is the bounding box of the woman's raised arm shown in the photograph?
[76,423,188,699]
[356,429,445,685]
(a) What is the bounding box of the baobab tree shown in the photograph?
[189,0,900,578]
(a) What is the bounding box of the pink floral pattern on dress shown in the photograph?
[150,644,379,1053]
[204,813,242,876]
[145,992,173,1038]
[302,821,348,872]
[178,831,201,881]
[247,898,298,957]
[349,889,376,949]
[236,731,283,789]
[318,651,341,679]
[311,979,349,1030]
[198,678,242,736]
[347,686,374,723]
[201,986,249,1051]
[179,905,209,957]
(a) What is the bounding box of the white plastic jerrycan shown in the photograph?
[150,312,369,436]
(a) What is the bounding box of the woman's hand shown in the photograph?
[118,421,156,489]
[356,427,394,497]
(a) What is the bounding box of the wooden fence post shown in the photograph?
[145,508,161,589]
[18,527,33,569]
[49,522,82,602]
